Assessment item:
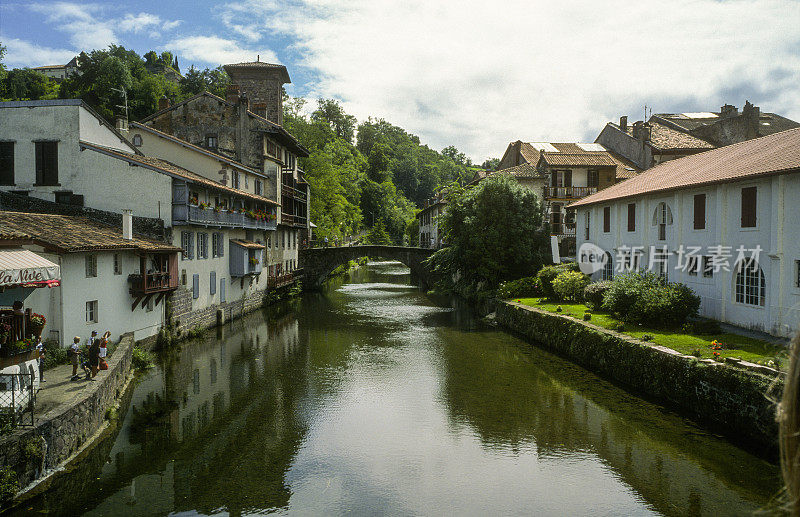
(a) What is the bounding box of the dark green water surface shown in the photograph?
[13,262,782,516]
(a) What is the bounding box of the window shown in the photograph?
[693,194,706,230]
[231,170,240,189]
[197,233,208,259]
[627,203,636,232]
[602,206,610,233]
[85,255,97,277]
[113,253,122,275]
[584,212,590,240]
[212,232,225,258]
[602,252,613,281]
[54,191,73,204]
[741,186,757,228]
[702,256,714,278]
[255,179,263,196]
[653,202,672,240]
[35,141,58,186]
[132,134,143,147]
[192,274,199,299]
[0,142,14,185]
[86,300,98,323]
[735,259,765,306]
[282,231,285,248]
[687,255,699,276]
[181,231,194,260]
[205,134,218,150]
[796,260,800,288]
[587,169,599,188]
[181,269,187,286]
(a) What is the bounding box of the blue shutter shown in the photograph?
[192,274,199,299]
[220,278,226,303]
[210,271,216,295]
[219,233,224,257]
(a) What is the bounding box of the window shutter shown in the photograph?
[218,233,224,257]
[693,194,706,230]
[564,170,572,188]
[45,143,58,185]
[35,143,43,184]
[0,142,14,185]
[603,206,610,233]
[741,187,757,227]
[210,271,216,295]
[627,203,635,232]
[192,274,199,299]
[220,279,226,302]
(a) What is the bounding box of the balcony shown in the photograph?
[281,182,307,202]
[268,269,303,289]
[129,253,178,296]
[543,186,598,199]
[280,212,308,228]
[550,223,576,238]
[173,204,277,231]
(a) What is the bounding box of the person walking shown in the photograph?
[324,236,329,248]
[69,336,81,380]
[98,331,109,370]
[35,336,45,383]
[88,336,100,380]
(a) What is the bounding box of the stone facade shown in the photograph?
[0,333,134,494]
[167,284,271,332]
[222,64,289,125]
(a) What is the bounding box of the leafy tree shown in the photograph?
[2,68,59,100]
[426,174,550,288]
[311,99,356,142]
[365,219,392,245]
[179,65,229,98]
[481,157,500,170]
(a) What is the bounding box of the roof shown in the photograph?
[570,127,800,208]
[32,64,65,70]
[494,163,544,178]
[611,120,715,152]
[223,61,291,83]
[127,122,267,178]
[230,239,266,249]
[0,212,180,253]
[540,152,617,167]
[604,149,641,179]
[79,141,279,206]
[137,91,309,157]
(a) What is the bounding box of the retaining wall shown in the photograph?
[496,301,782,456]
[0,333,134,492]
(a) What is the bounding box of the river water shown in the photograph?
[13,261,782,516]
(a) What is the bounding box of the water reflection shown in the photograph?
[11,261,781,517]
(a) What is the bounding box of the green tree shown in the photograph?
[2,68,59,100]
[311,99,356,142]
[365,219,392,245]
[426,174,550,288]
[481,157,500,170]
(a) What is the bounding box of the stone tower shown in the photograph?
[223,60,291,125]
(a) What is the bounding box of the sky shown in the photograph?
[2,0,800,162]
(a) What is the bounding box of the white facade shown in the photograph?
[0,100,171,221]
[575,172,800,338]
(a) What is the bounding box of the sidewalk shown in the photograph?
[35,363,105,417]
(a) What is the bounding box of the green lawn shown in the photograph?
[514,297,785,366]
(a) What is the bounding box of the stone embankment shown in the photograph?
[0,333,134,499]
[496,301,782,457]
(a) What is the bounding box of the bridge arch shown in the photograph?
[299,245,434,290]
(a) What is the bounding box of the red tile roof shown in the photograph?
[570,128,800,208]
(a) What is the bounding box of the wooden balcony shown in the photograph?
[268,269,303,289]
[543,186,598,199]
[280,212,308,228]
[128,253,178,311]
[550,223,577,237]
[281,183,307,202]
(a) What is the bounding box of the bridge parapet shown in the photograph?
[299,245,435,289]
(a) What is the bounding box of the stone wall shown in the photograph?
[0,333,134,493]
[495,301,782,457]
[0,191,168,241]
[167,284,270,333]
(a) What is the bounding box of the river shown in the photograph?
[12,261,782,516]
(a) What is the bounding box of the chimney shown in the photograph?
[720,104,738,118]
[619,116,628,132]
[226,84,240,104]
[122,210,133,240]
[158,95,170,111]
[115,117,128,131]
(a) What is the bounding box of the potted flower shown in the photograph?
[29,313,46,338]
[213,205,221,213]
[249,257,260,266]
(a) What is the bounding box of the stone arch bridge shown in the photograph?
[299,245,435,289]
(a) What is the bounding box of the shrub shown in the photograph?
[556,305,563,313]
[583,281,612,310]
[132,348,155,370]
[614,323,625,332]
[552,271,590,302]
[536,263,578,299]
[602,271,700,328]
[0,466,18,504]
[497,276,541,299]
[583,312,592,321]
[42,339,68,370]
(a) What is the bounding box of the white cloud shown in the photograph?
[119,13,163,34]
[1,37,77,68]
[225,0,800,161]
[167,35,278,66]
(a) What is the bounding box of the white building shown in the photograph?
[572,127,800,338]
[416,192,446,248]
[0,211,179,344]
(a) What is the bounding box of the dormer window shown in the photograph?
[132,134,143,147]
[205,134,218,150]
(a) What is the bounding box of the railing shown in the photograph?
[281,183,307,202]
[175,205,277,230]
[280,213,308,227]
[0,371,36,428]
[543,186,598,199]
[268,269,303,289]
[0,312,28,344]
[550,223,577,237]
[129,272,178,295]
